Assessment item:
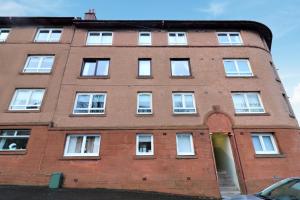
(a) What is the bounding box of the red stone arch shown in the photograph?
[204,110,234,133]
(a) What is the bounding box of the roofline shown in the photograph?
[0,17,272,49]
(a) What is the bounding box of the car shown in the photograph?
[227,177,300,200]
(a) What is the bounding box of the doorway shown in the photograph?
[211,133,240,197]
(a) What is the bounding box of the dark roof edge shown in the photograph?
[0,17,272,49]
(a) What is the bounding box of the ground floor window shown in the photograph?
[251,133,279,154]
[136,134,153,155]
[176,133,195,155]
[64,135,100,156]
[0,130,30,151]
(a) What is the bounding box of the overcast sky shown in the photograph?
[1,0,299,121]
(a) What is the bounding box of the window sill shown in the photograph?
[60,156,101,160]
[172,113,199,116]
[0,150,27,155]
[235,112,270,116]
[255,154,285,158]
[134,155,156,160]
[176,155,197,159]
[19,72,52,75]
[69,114,107,117]
[77,76,110,79]
[34,41,61,44]
[136,113,153,117]
[5,110,41,113]
[136,76,153,79]
[170,76,194,79]
[226,75,257,78]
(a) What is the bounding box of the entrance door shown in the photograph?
[211,133,240,198]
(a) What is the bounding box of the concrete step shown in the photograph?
[220,186,239,191]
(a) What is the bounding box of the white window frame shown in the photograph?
[138,32,152,45]
[86,31,113,45]
[0,28,11,42]
[172,93,196,114]
[137,92,152,114]
[34,28,62,42]
[168,32,187,45]
[73,93,107,114]
[176,133,195,156]
[217,32,243,45]
[138,59,152,77]
[136,134,154,156]
[223,59,253,77]
[64,134,101,157]
[81,59,110,76]
[171,59,191,76]
[23,55,55,73]
[0,130,30,151]
[251,133,279,154]
[9,89,45,111]
[231,92,265,114]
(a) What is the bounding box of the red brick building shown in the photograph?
[0,12,299,198]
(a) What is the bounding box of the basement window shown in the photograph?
[0,28,10,42]
[231,92,265,113]
[137,92,152,114]
[73,93,106,114]
[23,55,54,73]
[64,135,100,156]
[172,93,196,114]
[136,134,153,155]
[223,59,253,77]
[9,89,45,110]
[217,32,243,45]
[86,31,113,45]
[251,133,279,154]
[0,130,30,151]
[176,133,195,155]
[81,59,110,77]
[35,28,62,42]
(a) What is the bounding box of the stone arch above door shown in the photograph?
[204,106,234,133]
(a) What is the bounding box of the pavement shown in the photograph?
[0,185,220,200]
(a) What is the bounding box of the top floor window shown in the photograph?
[168,32,187,45]
[232,92,265,113]
[139,32,151,45]
[223,59,253,77]
[217,32,242,45]
[86,31,113,45]
[0,28,10,42]
[35,28,62,42]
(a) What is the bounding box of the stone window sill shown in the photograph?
[255,154,285,158]
[176,155,198,159]
[5,110,41,113]
[133,155,156,160]
[0,150,27,155]
[235,112,270,116]
[60,156,101,160]
[69,114,107,117]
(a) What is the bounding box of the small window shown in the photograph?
[35,28,62,42]
[232,92,265,113]
[217,32,242,45]
[137,92,152,114]
[251,133,279,154]
[223,59,253,76]
[139,32,151,45]
[86,31,113,45]
[64,135,100,156]
[138,59,151,77]
[168,32,187,45]
[171,59,191,76]
[176,133,195,155]
[9,89,45,110]
[172,93,196,114]
[136,134,153,155]
[73,93,106,114]
[0,28,10,42]
[81,59,110,77]
[0,130,30,151]
[23,55,54,73]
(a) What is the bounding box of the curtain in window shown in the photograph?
[91,95,104,108]
[67,136,83,153]
[233,94,247,111]
[177,135,192,153]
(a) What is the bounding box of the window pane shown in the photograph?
[177,33,186,44]
[84,136,100,153]
[0,130,16,136]
[218,34,229,43]
[139,94,150,108]
[224,61,237,75]
[177,134,192,153]
[27,57,40,69]
[168,33,176,43]
[82,62,96,76]
[91,95,104,108]
[247,94,261,107]
[67,136,83,153]
[139,33,151,44]
[13,90,31,106]
[237,60,251,74]
[252,136,263,152]
[230,34,241,43]
[49,30,61,41]
[0,30,9,41]
[0,138,29,150]
[87,33,100,44]
[28,90,44,106]
[138,135,152,153]
[262,136,275,151]
[101,33,112,44]
[36,30,49,41]
[184,95,194,108]
[171,60,190,76]
[40,57,54,70]
[76,95,90,109]
[173,94,183,108]
[139,60,151,76]
[233,94,248,112]
[96,60,109,76]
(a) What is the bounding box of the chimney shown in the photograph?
[84,9,97,20]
